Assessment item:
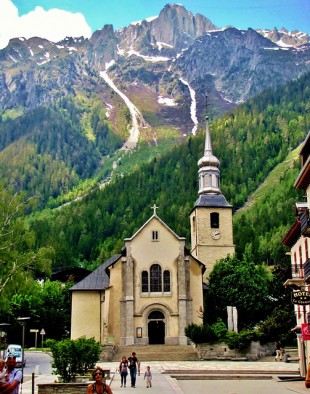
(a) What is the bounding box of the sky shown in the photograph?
[0,0,309,49]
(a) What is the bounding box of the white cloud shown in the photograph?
[0,0,92,49]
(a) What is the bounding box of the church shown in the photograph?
[70,114,235,346]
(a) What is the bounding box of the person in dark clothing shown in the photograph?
[275,341,284,361]
[119,356,128,388]
[128,352,140,388]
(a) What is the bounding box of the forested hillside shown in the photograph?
[0,96,123,206]
[28,72,310,271]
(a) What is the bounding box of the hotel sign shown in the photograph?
[292,290,310,305]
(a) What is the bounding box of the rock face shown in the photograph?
[0,3,309,112]
[116,4,217,56]
[174,27,310,103]
[257,27,310,47]
[89,24,118,69]
[144,3,217,51]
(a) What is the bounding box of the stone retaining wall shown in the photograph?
[196,341,274,360]
[38,374,113,394]
[38,383,88,394]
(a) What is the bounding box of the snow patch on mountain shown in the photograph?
[100,60,151,150]
[127,49,170,62]
[156,42,173,50]
[131,16,158,25]
[180,78,198,135]
[158,96,177,106]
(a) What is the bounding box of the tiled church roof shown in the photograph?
[70,254,122,291]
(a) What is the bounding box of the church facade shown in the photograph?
[70,114,235,345]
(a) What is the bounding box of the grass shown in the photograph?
[234,145,300,216]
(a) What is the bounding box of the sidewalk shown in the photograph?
[21,360,309,394]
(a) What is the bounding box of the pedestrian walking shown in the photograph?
[119,356,128,388]
[275,341,284,361]
[128,352,140,388]
[144,366,152,388]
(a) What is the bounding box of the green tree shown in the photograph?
[0,183,53,312]
[38,280,73,340]
[208,256,274,329]
[257,305,296,344]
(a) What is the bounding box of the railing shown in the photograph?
[300,209,310,236]
[292,268,304,279]
[304,258,310,282]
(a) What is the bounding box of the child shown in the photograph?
[119,355,128,388]
[144,365,152,388]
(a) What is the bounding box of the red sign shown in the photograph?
[302,323,310,340]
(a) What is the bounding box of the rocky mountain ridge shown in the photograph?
[257,27,309,47]
[0,3,309,210]
[1,4,309,113]
[0,4,309,150]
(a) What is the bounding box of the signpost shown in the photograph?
[30,329,39,348]
[40,329,46,348]
[17,317,30,383]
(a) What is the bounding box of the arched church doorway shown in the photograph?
[148,311,165,344]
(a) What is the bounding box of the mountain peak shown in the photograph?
[116,3,217,55]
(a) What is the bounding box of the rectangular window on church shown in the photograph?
[141,271,148,292]
[152,230,159,241]
[210,212,219,228]
[163,270,170,292]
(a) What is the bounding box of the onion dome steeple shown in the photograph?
[197,97,221,195]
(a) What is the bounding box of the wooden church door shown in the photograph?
[148,311,165,344]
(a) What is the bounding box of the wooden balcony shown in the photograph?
[292,268,304,279]
[304,258,310,283]
[300,209,310,236]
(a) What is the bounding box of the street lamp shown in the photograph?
[17,317,30,378]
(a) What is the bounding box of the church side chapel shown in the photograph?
[70,110,235,346]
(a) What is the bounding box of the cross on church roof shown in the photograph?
[151,204,159,215]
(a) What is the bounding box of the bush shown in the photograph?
[184,323,217,344]
[46,337,102,382]
[211,319,228,341]
[256,305,296,345]
[225,330,258,350]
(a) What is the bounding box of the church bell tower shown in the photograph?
[190,100,235,281]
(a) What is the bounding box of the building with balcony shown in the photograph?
[283,131,310,376]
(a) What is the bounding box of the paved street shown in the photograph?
[21,358,310,394]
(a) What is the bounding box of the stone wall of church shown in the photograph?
[108,260,123,344]
[190,206,235,279]
[71,292,101,342]
[189,259,204,325]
